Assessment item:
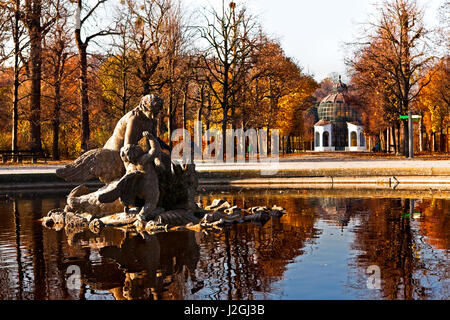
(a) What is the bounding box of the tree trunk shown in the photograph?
[182,83,188,161]
[51,117,60,160]
[182,84,188,132]
[75,0,91,154]
[77,44,90,153]
[220,56,230,162]
[402,119,409,157]
[11,0,20,153]
[26,0,43,151]
[12,70,19,152]
[419,114,423,152]
[52,80,62,160]
[182,83,194,163]
[287,135,292,154]
[196,102,203,157]
[431,131,436,152]
[221,106,227,161]
[391,125,396,154]
[167,84,174,148]
[386,127,390,153]
[121,74,127,117]
[205,118,210,144]
[142,78,150,96]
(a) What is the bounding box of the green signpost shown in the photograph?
[400,115,420,120]
[399,113,421,159]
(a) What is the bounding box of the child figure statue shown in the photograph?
[98,131,164,222]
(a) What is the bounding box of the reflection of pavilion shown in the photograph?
[314,197,369,227]
[314,78,366,152]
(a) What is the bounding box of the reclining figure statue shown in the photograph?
[54,94,198,224]
[56,94,166,184]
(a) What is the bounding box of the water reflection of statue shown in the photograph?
[98,231,201,300]
[56,94,164,184]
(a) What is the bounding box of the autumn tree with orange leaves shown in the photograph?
[2,0,445,161]
[245,37,317,153]
[417,57,450,152]
[348,0,436,156]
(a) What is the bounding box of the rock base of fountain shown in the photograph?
[42,199,286,237]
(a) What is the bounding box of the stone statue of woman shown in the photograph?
[56,94,164,183]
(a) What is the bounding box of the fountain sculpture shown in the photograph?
[42,95,285,237]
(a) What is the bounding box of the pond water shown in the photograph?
[0,189,448,300]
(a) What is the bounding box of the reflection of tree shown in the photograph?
[416,199,450,250]
[13,199,24,300]
[414,199,450,299]
[348,199,449,300]
[0,200,18,299]
[31,198,46,299]
[194,195,320,299]
[0,193,447,300]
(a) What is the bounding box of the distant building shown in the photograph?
[314,78,366,151]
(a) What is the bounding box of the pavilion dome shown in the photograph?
[313,76,366,151]
[317,77,358,123]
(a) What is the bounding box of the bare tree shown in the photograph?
[23,0,43,150]
[126,0,172,96]
[42,4,74,159]
[197,0,258,160]
[74,0,118,153]
[0,0,22,152]
[21,0,61,150]
[0,0,61,153]
[160,0,189,145]
[97,15,141,122]
[10,0,21,152]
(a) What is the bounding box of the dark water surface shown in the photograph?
[0,189,448,300]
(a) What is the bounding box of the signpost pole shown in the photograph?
[408,111,413,159]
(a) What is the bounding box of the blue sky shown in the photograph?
[186,0,443,82]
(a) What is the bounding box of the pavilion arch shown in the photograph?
[345,122,366,151]
[313,120,335,152]
[350,131,357,147]
[323,131,329,147]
